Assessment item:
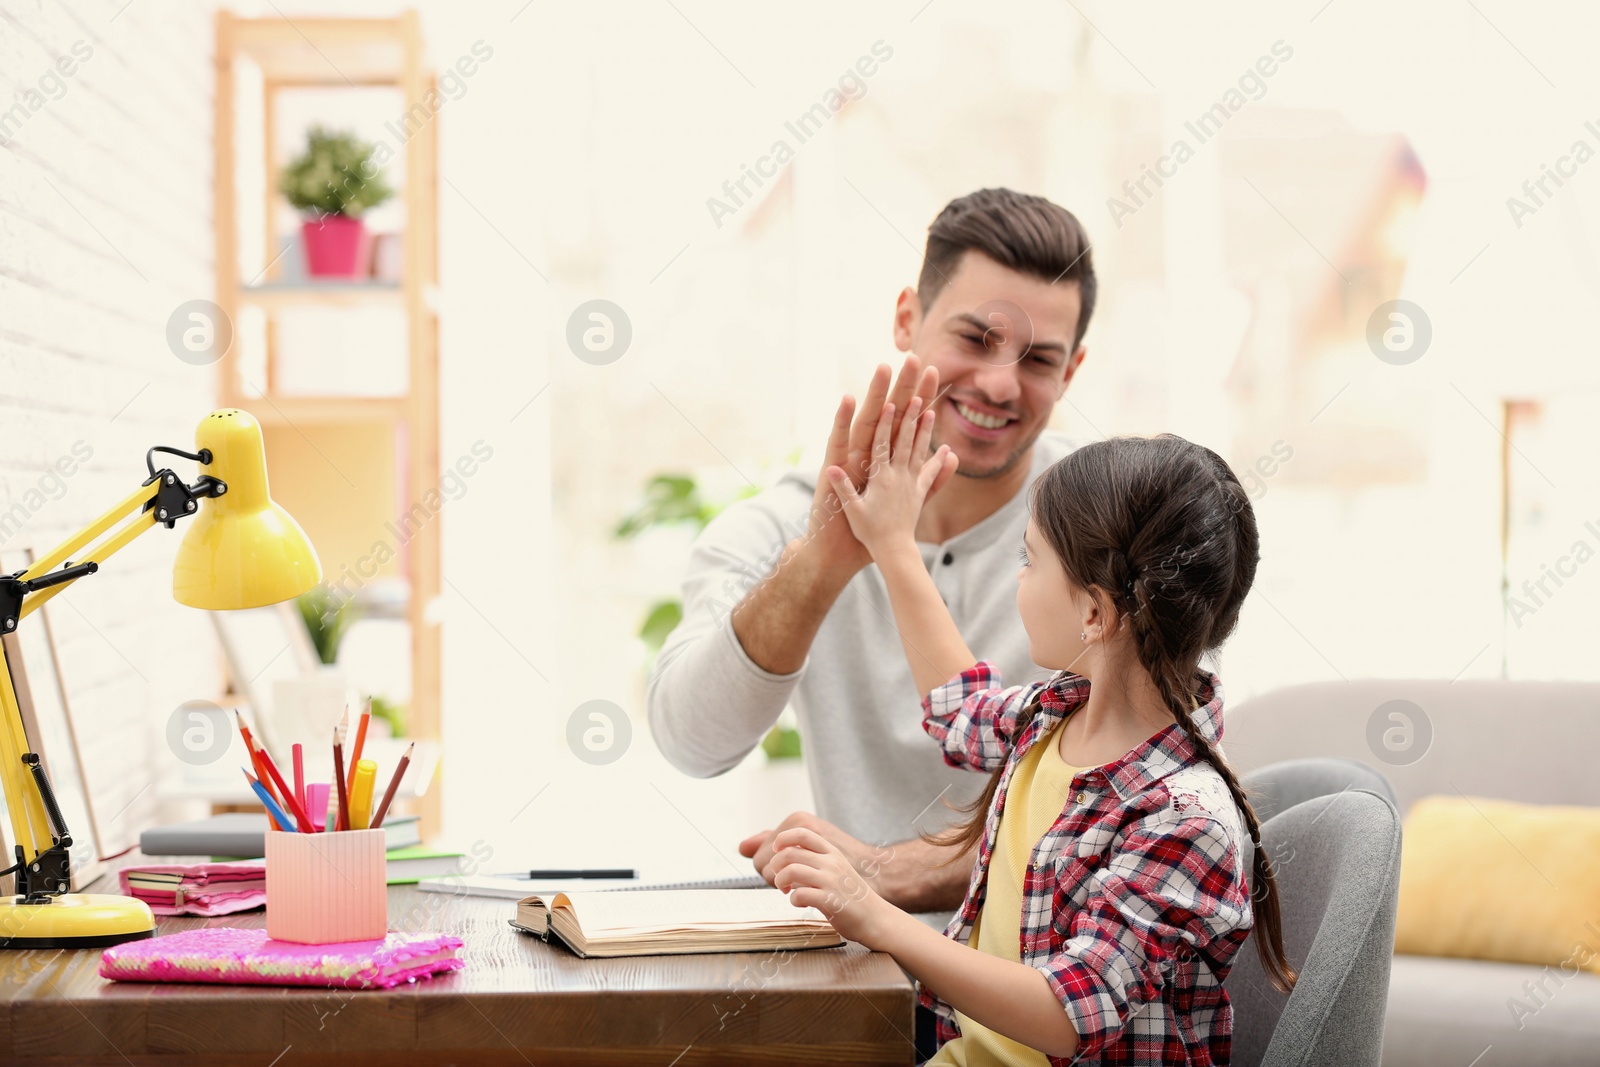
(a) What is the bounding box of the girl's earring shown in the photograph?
[1079,631,1087,642]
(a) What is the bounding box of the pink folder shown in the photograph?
[100,926,463,989]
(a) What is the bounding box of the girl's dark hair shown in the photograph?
[924,434,1298,994]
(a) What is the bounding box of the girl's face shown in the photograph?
[1016,518,1094,674]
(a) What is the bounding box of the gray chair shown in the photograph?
[1224,788,1403,1067]
[1223,678,1600,1067]
[1240,756,1398,825]
[1233,756,1399,883]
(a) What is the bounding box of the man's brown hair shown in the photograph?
[916,188,1098,349]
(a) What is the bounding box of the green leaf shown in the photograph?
[637,599,683,652]
[615,474,711,538]
[761,725,802,760]
[278,125,395,216]
[296,585,361,665]
[369,695,407,738]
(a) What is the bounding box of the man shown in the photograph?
[648,188,1097,915]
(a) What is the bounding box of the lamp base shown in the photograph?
[0,892,155,949]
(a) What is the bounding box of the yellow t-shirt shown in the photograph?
[928,718,1092,1067]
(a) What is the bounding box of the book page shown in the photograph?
[553,888,832,937]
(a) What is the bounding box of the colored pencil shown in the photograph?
[252,736,311,832]
[234,710,274,802]
[292,743,305,817]
[332,709,351,832]
[370,741,414,830]
[346,700,370,797]
[243,768,294,832]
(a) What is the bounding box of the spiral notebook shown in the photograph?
[99,927,464,989]
[418,871,768,901]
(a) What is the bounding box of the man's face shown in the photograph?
[895,250,1086,479]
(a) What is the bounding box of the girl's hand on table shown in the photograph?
[769,826,895,947]
[826,397,955,562]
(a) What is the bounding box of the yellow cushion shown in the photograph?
[1394,794,1600,974]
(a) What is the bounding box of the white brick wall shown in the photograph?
[0,1,220,855]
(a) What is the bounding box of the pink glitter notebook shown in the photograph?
[100,927,464,989]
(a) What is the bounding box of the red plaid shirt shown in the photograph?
[919,662,1253,1066]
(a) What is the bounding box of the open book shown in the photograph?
[509,888,844,958]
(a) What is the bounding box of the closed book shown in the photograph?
[509,888,842,958]
[140,812,421,857]
[385,847,463,885]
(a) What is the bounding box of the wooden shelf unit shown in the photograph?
[213,10,442,836]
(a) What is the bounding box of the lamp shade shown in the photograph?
[172,409,322,610]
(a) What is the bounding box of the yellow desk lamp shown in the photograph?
[0,409,320,947]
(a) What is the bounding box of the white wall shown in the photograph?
[6,0,1597,870]
[0,0,220,853]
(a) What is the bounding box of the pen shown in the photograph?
[243,768,294,833]
[369,740,413,830]
[349,759,377,830]
[522,869,637,880]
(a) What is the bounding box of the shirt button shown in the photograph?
[1077,791,1088,804]
[942,551,955,566]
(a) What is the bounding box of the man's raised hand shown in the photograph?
[803,356,948,580]
[829,396,956,560]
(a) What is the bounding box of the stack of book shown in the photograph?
[138,812,462,884]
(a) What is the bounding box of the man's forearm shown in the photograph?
[731,536,854,675]
[867,834,978,914]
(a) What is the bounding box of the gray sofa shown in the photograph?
[1222,677,1600,1067]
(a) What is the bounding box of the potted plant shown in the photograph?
[277,125,394,278]
[616,471,804,760]
[294,585,406,737]
[296,584,361,666]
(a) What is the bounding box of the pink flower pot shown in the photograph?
[301,215,369,278]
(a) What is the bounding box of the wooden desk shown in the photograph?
[1,874,917,1066]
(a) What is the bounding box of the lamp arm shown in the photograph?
[7,464,227,627]
[15,481,156,592]
[0,643,55,894]
[0,453,227,899]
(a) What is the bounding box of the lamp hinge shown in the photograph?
[0,574,21,634]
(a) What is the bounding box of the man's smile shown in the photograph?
[948,396,1021,438]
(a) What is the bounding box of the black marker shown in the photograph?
[522,868,637,880]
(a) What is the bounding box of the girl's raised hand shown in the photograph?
[825,396,956,560]
[769,826,892,946]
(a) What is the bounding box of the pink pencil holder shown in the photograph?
[265,829,387,944]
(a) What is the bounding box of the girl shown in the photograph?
[769,398,1298,1065]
